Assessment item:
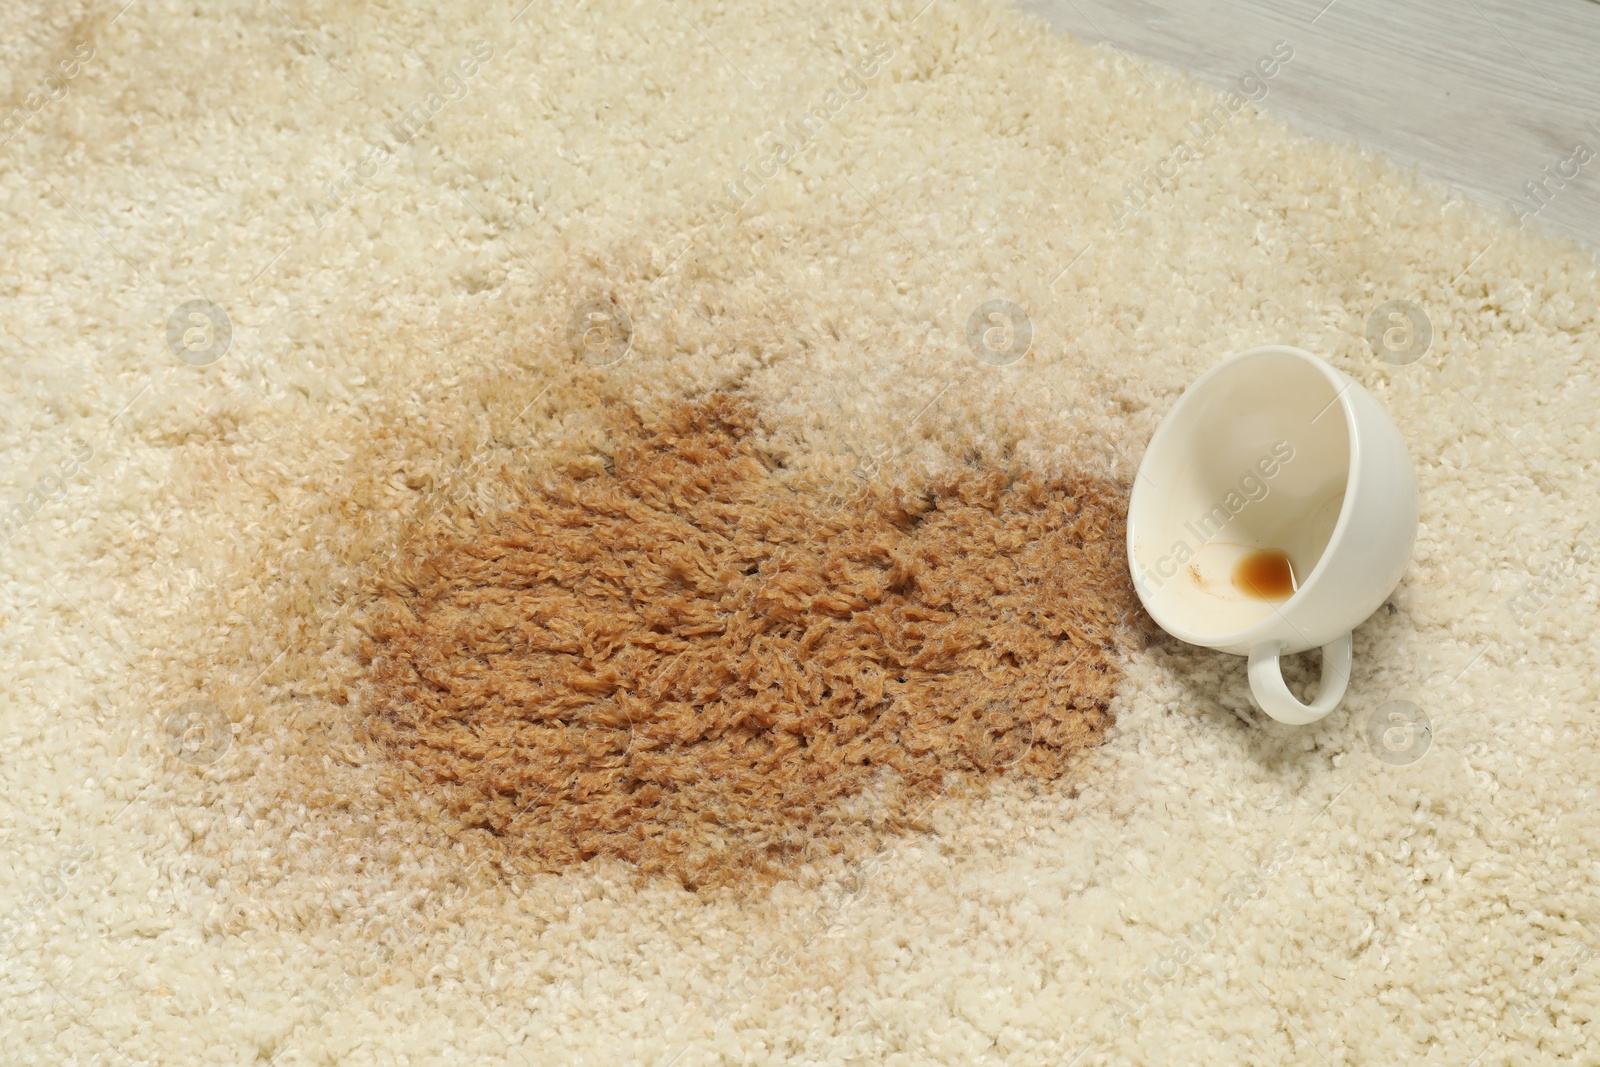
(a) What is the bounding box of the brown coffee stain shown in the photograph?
[354,394,1141,889]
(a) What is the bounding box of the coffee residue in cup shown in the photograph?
[1233,547,1298,600]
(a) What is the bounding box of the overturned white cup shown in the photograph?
[1126,346,1418,725]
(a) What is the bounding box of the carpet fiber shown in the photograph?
[3,0,1599,1064]
[356,393,1137,891]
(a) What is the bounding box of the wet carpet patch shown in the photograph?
[357,395,1141,888]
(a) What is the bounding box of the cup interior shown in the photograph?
[1129,350,1351,643]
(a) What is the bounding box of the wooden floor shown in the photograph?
[1018,0,1600,252]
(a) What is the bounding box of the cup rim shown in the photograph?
[1127,345,1360,649]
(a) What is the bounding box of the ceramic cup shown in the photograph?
[1126,346,1418,725]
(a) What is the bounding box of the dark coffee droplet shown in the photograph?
[1234,548,1297,600]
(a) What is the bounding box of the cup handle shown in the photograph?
[1246,633,1353,725]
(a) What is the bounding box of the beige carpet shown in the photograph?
[4,0,1599,1063]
